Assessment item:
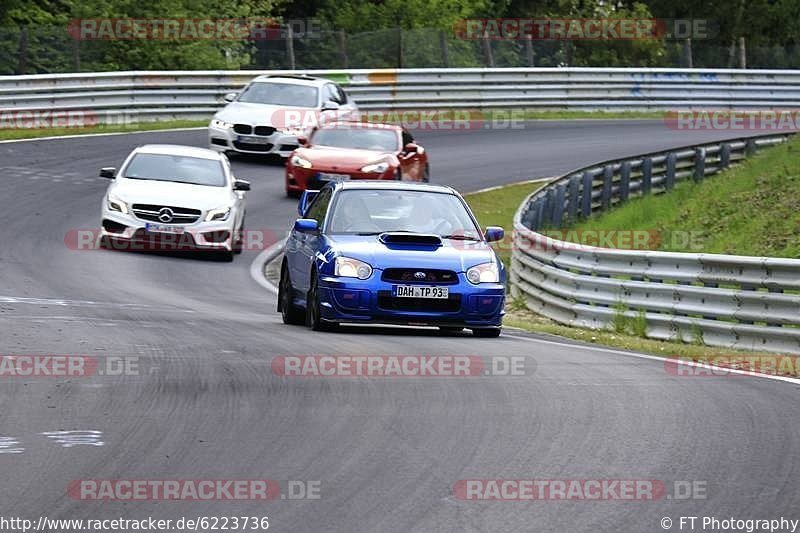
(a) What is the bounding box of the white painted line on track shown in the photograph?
[0,127,206,144]
[466,177,554,195]
[249,238,287,295]
[503,332,800,386]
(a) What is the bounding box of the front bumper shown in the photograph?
[316,272,505,327]
[100,206,237,252]
[208,125,300,157]
[286,166,394,193]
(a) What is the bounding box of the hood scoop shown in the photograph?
[379,232,443,247]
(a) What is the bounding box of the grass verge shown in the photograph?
[567,135,800,258]
[0,120,207,141]
[463,179,798,375]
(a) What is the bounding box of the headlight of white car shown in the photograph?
[466,262,500,284]
[107,194,129,214]
[205,207,231,222]
[291,155,313,169]
[360,161,390,173]
[210,119,233,129]
[335,257,373,280]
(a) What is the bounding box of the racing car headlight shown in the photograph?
[210,119,233,129]
[291,155,313,169]
[205,207,231,222]
[360,161,390,173]
[466,262,499,284]
[107,194,128,214]
[335,256,373,280]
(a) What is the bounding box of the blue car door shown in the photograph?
[291,188,332,295]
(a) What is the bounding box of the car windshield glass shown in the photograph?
[237,82,318,107]
[328,190,481,237]
[123,153,226,187]
[312,127,399,152]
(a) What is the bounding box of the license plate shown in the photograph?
[393,286,449,299]
[236,135,271,144]
[145,223,185,234]
[317,172,350,181]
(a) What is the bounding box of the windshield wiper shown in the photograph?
[441,234,481,241]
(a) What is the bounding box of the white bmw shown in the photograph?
[99,144,249,262]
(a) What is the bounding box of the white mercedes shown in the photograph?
[99,144,249,262]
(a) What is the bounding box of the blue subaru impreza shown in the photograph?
[278,181,506,337]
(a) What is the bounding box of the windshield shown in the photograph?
[312,127,399,152]
[237,82,318,107]
[123,153,226,187]
[328,189,481,238]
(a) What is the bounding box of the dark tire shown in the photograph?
[422,165,430,183]
[472,327,501,338]
[233,222,244,255]
[306,271,336,331]
[286,188,301,199]
[279,264,305,325]
[394,168,402,181]
[439,326,463,335]
[215,249,234,262]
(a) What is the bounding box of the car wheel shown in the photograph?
[422,165,430,183]
[286,189,301,199]
[307,271,336,331]
[439,326,463,335]
[215,249,234,262]
[394,168,402,181]
[472,327,501,338]
[279,264,305,325]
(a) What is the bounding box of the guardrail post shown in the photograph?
[619,161,631,202]
[534,197,545,230]
[581,171,593,218]
[745,139,757,156]
[694,147,706,181]
[567,175,580,222]
[720,143,731,169]
[642,158,652,195]
[553,184,566,228]
[601,165,613,211]
[543,188,556,227]
[664,152,677,190]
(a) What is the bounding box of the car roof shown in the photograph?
[331,181,456,195]
[251,74,330,87]
[134,144,224,160]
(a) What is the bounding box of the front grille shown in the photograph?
[131,204,201,224]
[377,291,461,313]
[233,141,273,152]
[254,125,276,136]
[279,144,298,152]
[102,219,127,234]
[233,124,252,134]
[382,268,459,284]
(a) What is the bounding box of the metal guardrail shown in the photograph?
[4,68,800,123]
[511,132,800,354]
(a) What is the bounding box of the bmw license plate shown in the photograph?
[145,223,184,234]
[317,172,350,181]
[236,135,271,144]
[394,285,449,299]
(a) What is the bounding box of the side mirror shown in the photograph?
[297,136,308,146]
[223,92,238,103]
[321,101,340,111]
[403,143,418,153]
[298,189,320,217]
[233,179,250,191]
[294,218,319,233]
[99,167,116,179]
[484,226,504,243]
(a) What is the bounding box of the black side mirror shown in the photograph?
[99,167,116,179]
[234,179,251,191]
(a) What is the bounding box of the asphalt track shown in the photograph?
[0,121,798,532]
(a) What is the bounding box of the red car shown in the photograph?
[285,122,429,196]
